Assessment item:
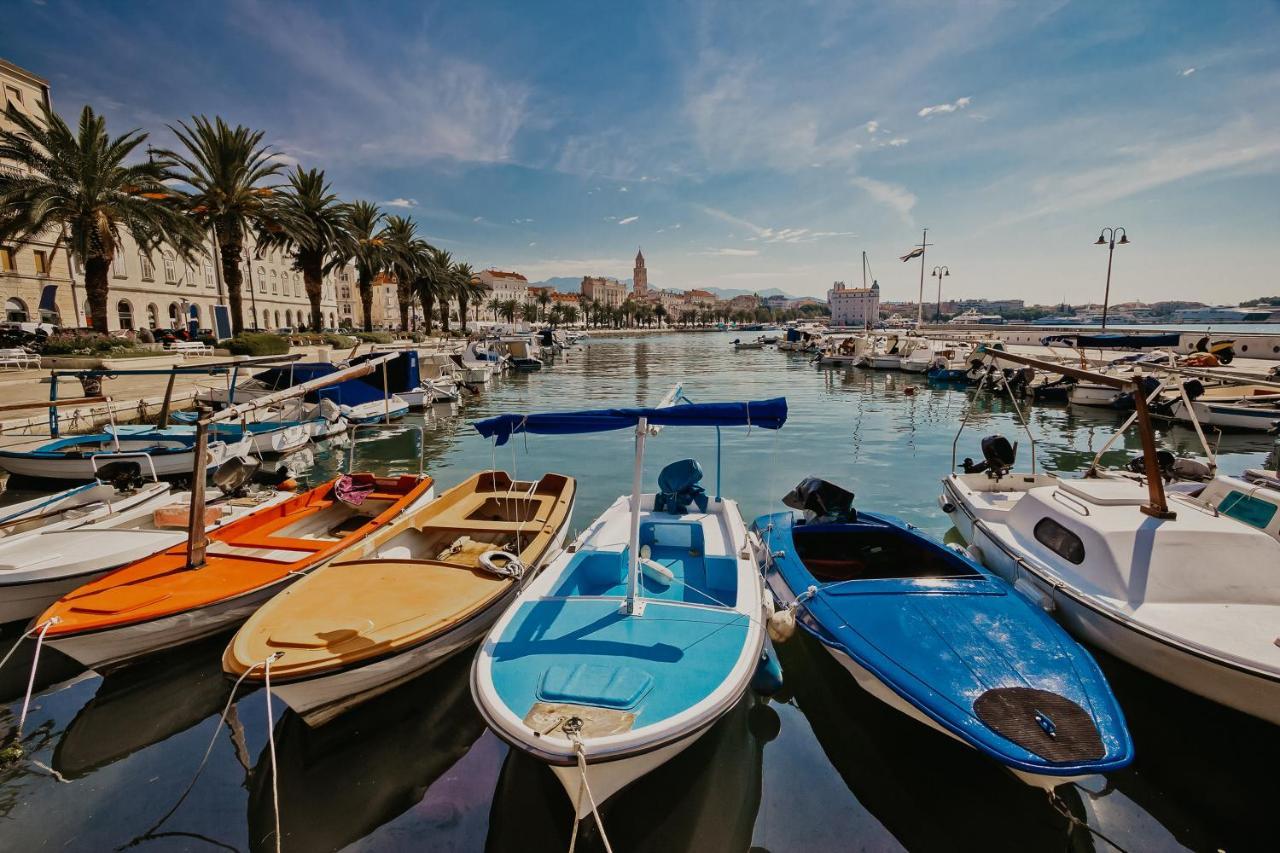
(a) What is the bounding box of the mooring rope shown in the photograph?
[1049,787,1131,853]
[263,654,283,853]
[564,720,613,853]
[14,618,54,741]
[119,652,282,852]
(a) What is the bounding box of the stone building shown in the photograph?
[581,275,626,307]
[632,248,648,296]
[827,280,880,328]
[476,269,529,306]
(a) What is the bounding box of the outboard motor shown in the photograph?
[212,455,260,497]
[782,477,856,524]
[1182,379,1206,401]
[1126,449,1176,480]
[653,459,708,515]
[962,434,1017,480]
[96,460,145,493]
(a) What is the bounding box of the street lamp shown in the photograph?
[931,265,950,323]
[1095,227,1130,330]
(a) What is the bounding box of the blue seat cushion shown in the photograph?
[536,663,654,710]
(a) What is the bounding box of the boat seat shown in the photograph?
[537,663,654,711]
[204,541,318,562]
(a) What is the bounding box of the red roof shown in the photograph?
[483,269,528,281]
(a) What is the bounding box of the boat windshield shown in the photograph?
[793,527,980,583]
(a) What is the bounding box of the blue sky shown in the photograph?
[6,0,1280,303]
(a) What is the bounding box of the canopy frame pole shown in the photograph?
[623,416,648,617]
[715,426,722,503]
[186,419,210,568]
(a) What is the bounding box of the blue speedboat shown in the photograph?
[252,361,410,423]
[471,390,787,818]
[753,477,1133,785]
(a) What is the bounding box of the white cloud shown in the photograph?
[865,120,880,134]
[516,256,632,279]
[887,137,909,147]
[528,242,537,247]
[697,248,760,256]
[618,216,639,225]
[697,207,853,243]
[384,198,418,208]
[619,186,629,192]
[512,217,535,224]
[917,96,972,117]
[851,175,917,225]
[472,216,484,223]
[1180,67,1197,76]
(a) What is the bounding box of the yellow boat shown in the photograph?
[223,470,575,726]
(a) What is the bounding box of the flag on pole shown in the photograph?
[899,247,924,262]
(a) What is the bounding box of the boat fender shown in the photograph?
[965,543,984,564]
[751,648,785,696]
[479,550,524,579]
[638,544,675,586]
[1013,577,1054,612]
[766,585,817,643]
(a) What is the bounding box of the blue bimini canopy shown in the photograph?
[473,398,788,446]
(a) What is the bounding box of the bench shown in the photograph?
[166,340,214,358]
[0,348,39,370]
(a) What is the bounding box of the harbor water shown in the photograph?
[2,331,1277,852]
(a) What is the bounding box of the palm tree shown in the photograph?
[414,245,450,335]
[452,261,483,334]
[517,300,537,323]
[486,296,501,322]
[499,299,518,323]
[563,304,579,327]
[535,289,552,322]
[344,200,385,332]
[161,116,288,335]
[0,104,202,332]
[654,304,668,328]
[380,215,419,331]
[256,166,351,330]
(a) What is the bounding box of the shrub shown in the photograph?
[321,333,357,349]
[225,333,289,356]
[136,328,155,344]
[354,331,393,344]
[40,333,136,356]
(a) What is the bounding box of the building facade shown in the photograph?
[827,280,879,328]
[476,269,529,306]
[581,275,626,307]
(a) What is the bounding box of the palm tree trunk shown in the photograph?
[302,252,324,331]
[439,295,451,333]
[218,239,246,335]
[84,256,111,333]
[358,272,374,332]
[458,294,468,334]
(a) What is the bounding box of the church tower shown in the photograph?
[633,248,648,296]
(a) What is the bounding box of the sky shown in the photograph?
[4,0,1280,304]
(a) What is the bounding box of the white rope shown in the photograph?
[15,618,54,741]
[263,654,283,853]
[564,723,613,853]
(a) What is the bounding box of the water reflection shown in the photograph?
[485,691,773,853]
[246,648,484,852]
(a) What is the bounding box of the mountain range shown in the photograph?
[527,278,795,301]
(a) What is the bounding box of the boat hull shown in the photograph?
[0,437,249,482]
[965,520,1280,726]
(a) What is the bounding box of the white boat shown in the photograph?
[470,391,786,819]
[0,485,290,625]
[812,335,869,367]
[939,354,1280,726]
[0,433,253,482]
[0,473,169,546]
[1160,386,1280,432]
[732,337,766,350]
[900,340,938,373]
[109,422,311,457]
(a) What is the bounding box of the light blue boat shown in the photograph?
[753,477,1133,785]
[470,390,787,818]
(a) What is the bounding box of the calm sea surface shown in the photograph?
[2,331,1277,852]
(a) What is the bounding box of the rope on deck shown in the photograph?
[565,718,614,853]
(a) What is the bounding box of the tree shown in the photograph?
[421,246,452,334]
[380,215,419,331]
[0,103,202,332]
[452,262,483,334]
[162,116,288,335]
[486,296,501,321]
[536,289,552,322]
[257,166,352,330]
[499,299,518,323]
[563,304,579,327]
[344,200,385,332]
[654,304,668,328]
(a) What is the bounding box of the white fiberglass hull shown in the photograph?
[963,520,1280,726]
[245,424,311,456]
[0,437,252,481]
[1068,383,1121,407]
[868,355,903,370]
[549,727,711,819]
[1170,399,1280,432]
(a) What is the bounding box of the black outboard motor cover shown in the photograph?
[95,460,144,493]
[963,434,1017,478]
[1182,379,1205,401]
[783,477,856,524]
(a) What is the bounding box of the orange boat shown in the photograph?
[39,473,435,672]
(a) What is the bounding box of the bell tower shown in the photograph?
[633,248,648,296]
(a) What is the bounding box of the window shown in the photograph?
[340,269,350,282]
[169,302,180,326]
[164,252,177,283]
[191,304,201,324]
[4,86,22,107]
[340,286,351,299]
[294,274,302,297]
[203,260,215,288]
[262,308,270,327]
[34,249,50,276]
[139,253,154,281]
[146,303,159,328]
[274,310,281,328]
[117,299,134,330]
[1033,518,1085,564]
[111,254,126,278]
[285,310,293,327]
[185,265,197,286]
[5,297,29,322]
[1218,491,1278,531]
[271,270,278,294]
[257,266,266,293]
[0,246,15,273]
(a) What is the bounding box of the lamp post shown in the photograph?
[931,265,950,323]
[1095,227,1129,330]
